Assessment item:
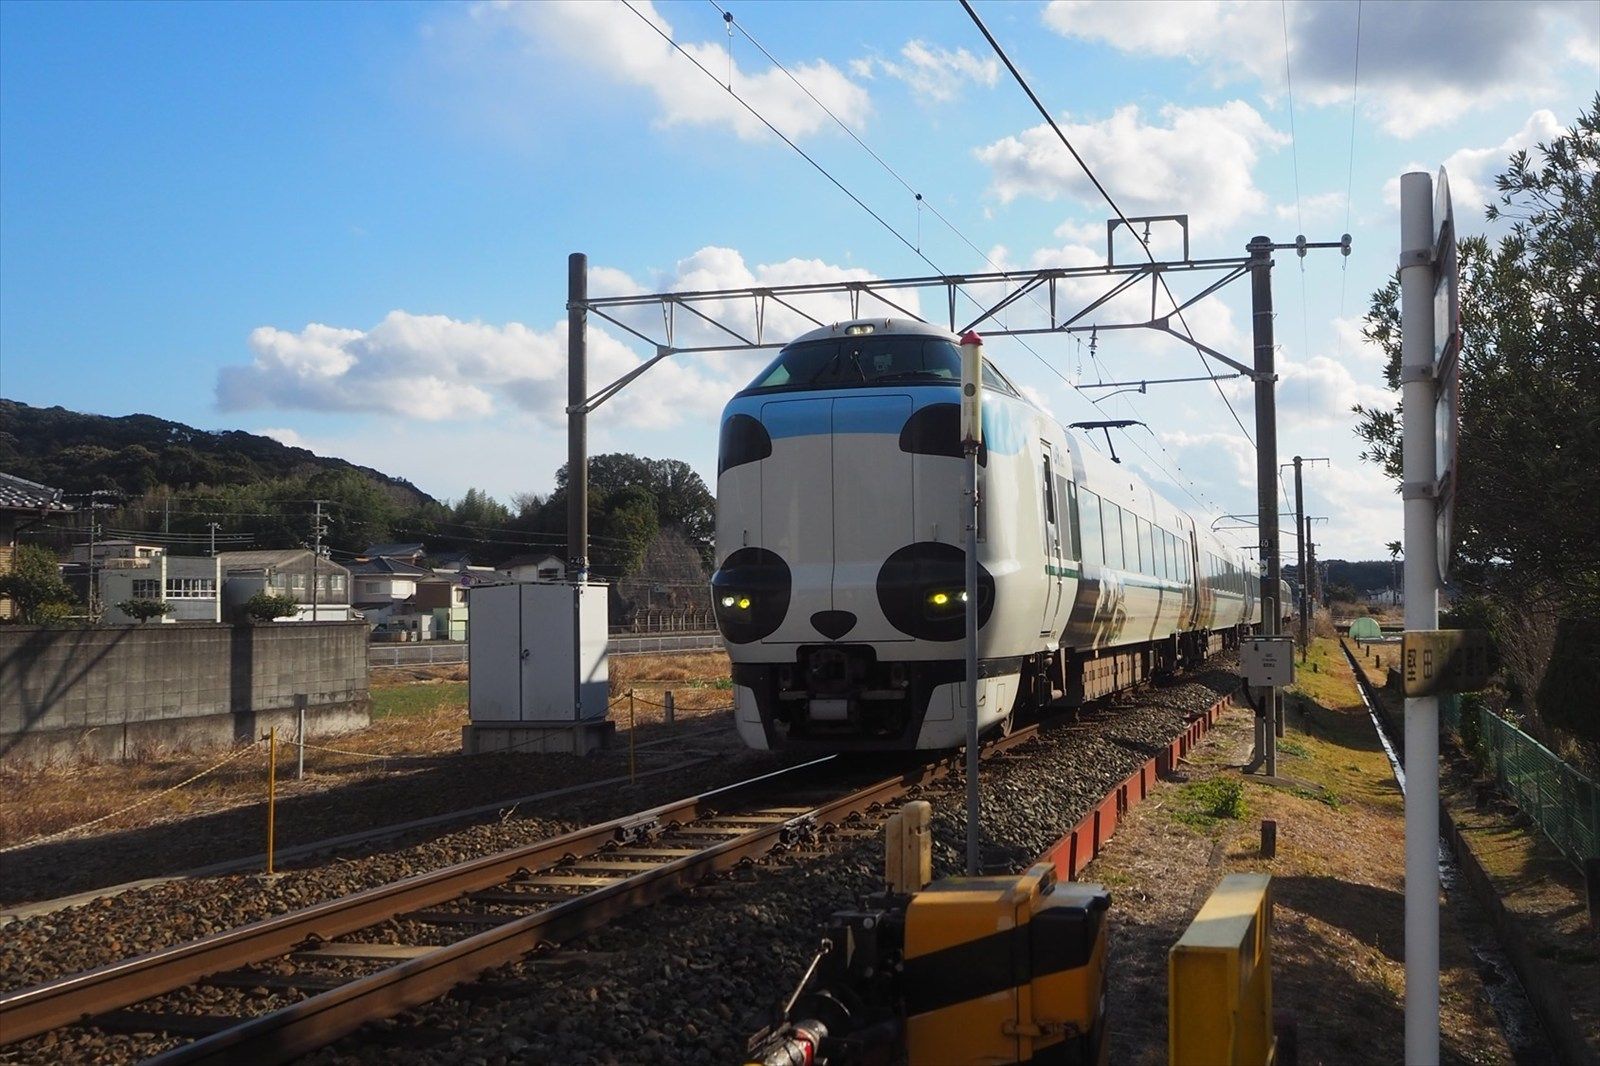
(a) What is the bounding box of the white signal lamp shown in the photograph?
[959,329,983,448]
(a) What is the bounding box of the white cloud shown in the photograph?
[1273,190,1346,225]
[973,102,1288,232]
[1042,0,1592,138]
[217,309,727,429]
[1381,109,1566,226]
[477,0,869,142]
[217,247,925,429]
[851,40,999,103]
[257,427,306,448]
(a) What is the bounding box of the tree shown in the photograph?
[116,598,173,623]
[242,591,300,623]
[1385,541,1402,594]
[1352,97,1600,755]
[0,544,76,623]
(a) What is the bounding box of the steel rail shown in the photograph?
[146,732,1028,1065]
[0,756,834,1043]
[148,728,1041,1064]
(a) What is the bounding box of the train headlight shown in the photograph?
[926,590,967,609]
[720,595,753,610]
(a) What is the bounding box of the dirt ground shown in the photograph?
[1353,640,1600,1058]
[0,651,735,852]
[1088,637,1519,1065]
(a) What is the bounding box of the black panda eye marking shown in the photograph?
[719,413,771,476]
[711,547,791,644]
[876,541,995,642]
[898,403,986,466]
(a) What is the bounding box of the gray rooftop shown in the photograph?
[0,472,72,513]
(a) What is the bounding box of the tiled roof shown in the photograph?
[348,556,433,578]
[364,542,425,558]
[217,549,350,575]
[0,472,72,513]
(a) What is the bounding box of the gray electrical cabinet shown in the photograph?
[468,582,610,724]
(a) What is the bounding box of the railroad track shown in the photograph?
[0,727,1042,1064]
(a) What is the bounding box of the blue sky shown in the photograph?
[3,0,1596,559]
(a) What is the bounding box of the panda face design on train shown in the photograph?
[713,377,1011,649]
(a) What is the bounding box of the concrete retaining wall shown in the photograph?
[0,622,370,766]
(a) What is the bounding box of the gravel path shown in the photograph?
[0,667,1236,1065]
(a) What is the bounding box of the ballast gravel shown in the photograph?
[303,668,1239,1066]
[0,667,1235,1065]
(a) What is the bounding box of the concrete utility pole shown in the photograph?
[311,500,326,622]
[1247,236,1281,779]
[207,522,220,558]
[1284,457,1329,660]
[567,252,589,582]
[1305,515,1317,609]
[1399,170,1443,1065]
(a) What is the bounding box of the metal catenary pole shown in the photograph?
[1247,236,1280,779]
[1399,170,1442,1064]
[567,252,590,582]
[1294,457,1307,654]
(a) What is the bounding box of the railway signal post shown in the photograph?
[960,329,984,877]
[1398,167,1458,1066]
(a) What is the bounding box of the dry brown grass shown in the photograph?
[1089,640,1516,1064]
[0,651,732,850]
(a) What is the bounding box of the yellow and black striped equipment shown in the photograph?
[901,863,1109,1065]
[747,863,1109,1066]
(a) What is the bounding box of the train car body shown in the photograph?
[712,319,1263,751]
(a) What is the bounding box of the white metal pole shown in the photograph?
[959,330,985,877]
[1399,169,1441,1065]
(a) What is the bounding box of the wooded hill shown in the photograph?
[0,399,434,509]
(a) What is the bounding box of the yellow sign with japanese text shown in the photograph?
[1401,629,1493,696]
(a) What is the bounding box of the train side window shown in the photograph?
[1078,490,1102,565]
[1041,451,1057,527]
[982,359,1022,398]
[1135,517,1153,575]
[1062,478,1079,560]
[1102,501,1124,569]
[1122,509,1140,573]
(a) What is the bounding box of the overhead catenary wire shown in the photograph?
[683,1,1226,514]
[1340,0,1363,317]
[1281,0,1312,420]
[959,0,1257,453]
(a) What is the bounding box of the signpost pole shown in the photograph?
[1399,170,1442,1065]
[959,330,985,877]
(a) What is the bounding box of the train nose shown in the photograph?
[810,610,857,640]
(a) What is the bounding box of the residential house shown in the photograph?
[415,567,496,641]
[348,555,433,627]
[100,554,222,623]
[69,539,164,565]
[363,542,426,565]
[499,553,566,583]
[0,472,74,620]
[218,548,352,622]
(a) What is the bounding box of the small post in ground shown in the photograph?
[266,727,278,875]
[629,688,636,784]
[295,693,307,781]
[664,690,675,728]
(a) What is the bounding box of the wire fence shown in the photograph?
[1441,694,1600,865]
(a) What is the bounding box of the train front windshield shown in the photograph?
[741,334,962,395]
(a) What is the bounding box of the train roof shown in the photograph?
[786,318,958,346]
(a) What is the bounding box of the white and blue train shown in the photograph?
[712,319,1279,752]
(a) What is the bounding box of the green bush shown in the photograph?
[116,597,172,623]
[243,591,300,623]
[1178,778,1247,825]
[0,544,76,623]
